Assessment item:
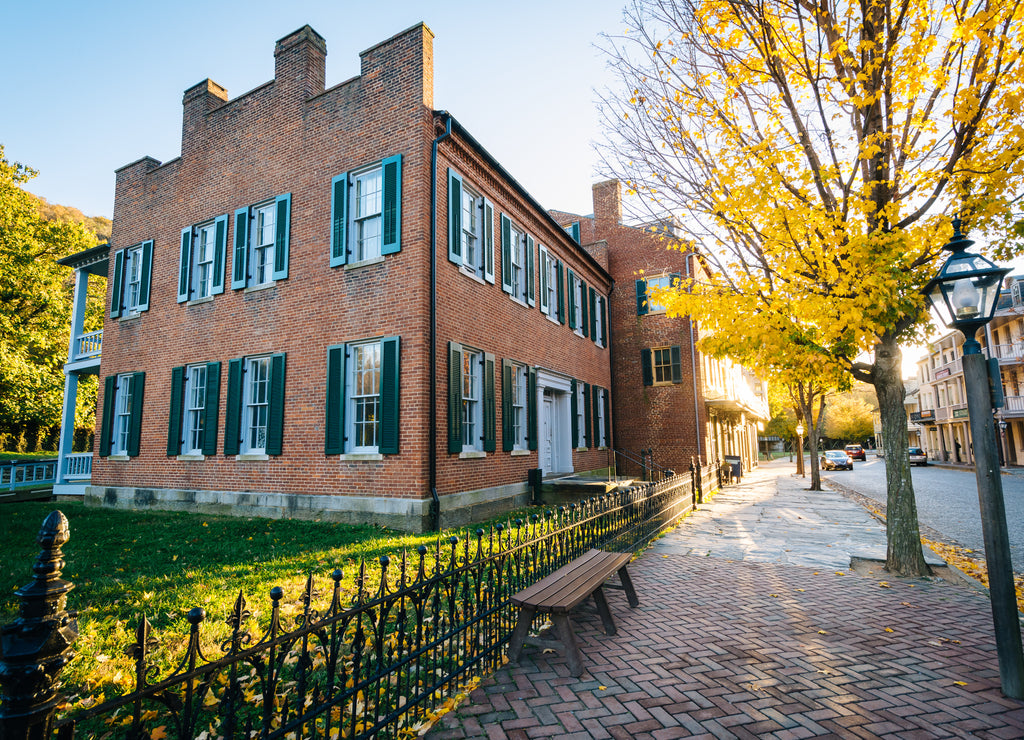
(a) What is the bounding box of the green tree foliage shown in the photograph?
[0,145,105,450]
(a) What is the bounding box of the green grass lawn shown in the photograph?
[0,450,58,461]
[2,501,520,699]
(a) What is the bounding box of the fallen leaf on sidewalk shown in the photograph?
[953,681,967,686]
[769,593,779,598]
[884,627,894,633]
[598,686,607,691]
[878,582,890,588]
[818,630,828,635]
[795,588,805,592]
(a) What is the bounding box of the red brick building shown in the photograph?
[56,24,765,531]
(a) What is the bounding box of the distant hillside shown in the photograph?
[30,193,111,242]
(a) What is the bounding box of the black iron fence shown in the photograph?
[1,468,719,740]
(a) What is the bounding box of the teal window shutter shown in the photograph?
[525,236,535,306]
[603,389,611,447]
[232,208,248,289]
[110,249,124,318]
[483,199,495,284]
[642,349,653,386]
[99,375,116,456]
[448,342,463,453]
[137,241,153,312]
[502,360,513,452]
[556,260,565,324]
[380,336,401,454]
[671,345,683,384]
[178,228,193,303]
[168,366,185,455]
[448,169,462,264]
[224,358,243,455]
[128,372,146,457]
[381,155,402,255]
[212,215,228,295]
[325,345,345,454]
[202,362,221,456]
[589,286,597,339]
[330,172,349,267]
[581,281,589,338]
[636,279,648,315]
[567,270,577,329]
[267,353,286,455]
[583,383,592,448]
[571,221,581,243]
[500,215,512,292]
[483,353,496,453]
[570,378,578,448]
[272,194,291,281]
[527,367,538,451]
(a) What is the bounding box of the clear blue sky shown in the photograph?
[2,0,628,219]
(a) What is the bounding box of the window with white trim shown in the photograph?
[125,246,144,313]
[510,362,527,450]
[183,364,207,455]
[509,227,525,301]
[244,356,271,454]
[112,373,134,456]
[461,184,481,273]
[595,387,607,448]
[462,349,483,450]
[539,246,557,317]
[192,223,216,299]
[570,273,584,334]
[352,165,383,262]
[575,382,586,447]
[250,202,277,287]
[349,341,382,452]
[594,294,605,348]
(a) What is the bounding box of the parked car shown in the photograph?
[844,444,866,461]
[908,447,928,466]
[821,450,853,470]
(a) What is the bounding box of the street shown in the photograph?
[817,455,1024,565]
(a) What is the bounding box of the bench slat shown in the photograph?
[512,549,631,613]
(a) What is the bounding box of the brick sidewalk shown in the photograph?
[426,472,1024,739]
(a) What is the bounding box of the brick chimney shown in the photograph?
[181,79,228,159]
[593,180,622,231]
[359,23,434,110]
[274,25,327,101]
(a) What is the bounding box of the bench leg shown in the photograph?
[592,586,616,636]
[617,565,639,607]
[552,613,585,677]
[508,605,536,663]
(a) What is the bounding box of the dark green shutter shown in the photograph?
[570,378,578,448]
[527,367,538,451]
[592,386,601,449]
[636,279,648,315]
[601,296,608,346]
[99,375,116,456]
[224,358,243,455]
[483,352,496,453]
[178,228,192,303]
[203,362,221,456]
[128,372,145,457]
[589,286,597,339]
[168,366,185,455]
[641,349,654,386]
[556,260,565,324]
[570,221,581,243]
[671,346,683,384]
[500,215,512,292]
[502,360,514,452]
[525,236,535,306]
[380,336,401,454]
[583,383,592,448]
[567,270,577,329]
[110,249,124,318]
[325,345,345,454]
[483,199,495,283]
[581,282,589,338]
[212,216,228,295]
[331,172,349,267]
[381,155,402,255]
[137,241,153,312]
[448,170,462,264]
[603,389,611,447]
[232,208,248,289]
[266,353,286,455]
[448,342,463,453]
[272,194,291,281]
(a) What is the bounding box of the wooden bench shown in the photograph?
[507,549,639,676]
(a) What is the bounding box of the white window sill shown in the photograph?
[108,454,130,461]
[345,255,385,271]
[545,314,560,326]
[511,449,531,457]
[339,453,383,461]
[186,296,214,306]
[177,453,205,461]
[574,329,584,338]
[509,295,529,309]
[576,447,588,452]
[244,282,276,293]
[459,450,487,459]
[236,453,270,461]
[460,266,486,284]
[118,312,140,322]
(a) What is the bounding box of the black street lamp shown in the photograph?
[922,216,1022,698]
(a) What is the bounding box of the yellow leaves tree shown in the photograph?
[599,0,1024,575]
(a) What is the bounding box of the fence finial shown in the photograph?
[0,510,79,739]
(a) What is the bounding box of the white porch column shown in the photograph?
[55,372,79,485]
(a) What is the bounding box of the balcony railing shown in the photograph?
[72,330,102,361]
[64,452,93,480]
[929,357,962,381]
[1,459,57,490]
[990,343,1024,364]
[1004,396,1024,415]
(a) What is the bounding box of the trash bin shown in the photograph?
[724,455,742,482]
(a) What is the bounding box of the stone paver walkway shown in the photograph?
[427,464,1024,739]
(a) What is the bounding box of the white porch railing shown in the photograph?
[73,330,102,361]
[1,459,57,490]
[64,452,93,480]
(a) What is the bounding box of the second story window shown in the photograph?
[251,202,277,286]
[178,216,227,303]
[353,166,382,262]
[447,170,495,281]
[636,273,681,315]
[193,223,216,299]
[111,241,153,318]
[500,214,535,305]
[331,156,403,267]
[232,195,291,290]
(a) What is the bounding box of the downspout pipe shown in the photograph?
[687,250,703,461]
[429,112,453,532]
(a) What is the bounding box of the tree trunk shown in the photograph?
[872,338,929,576]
